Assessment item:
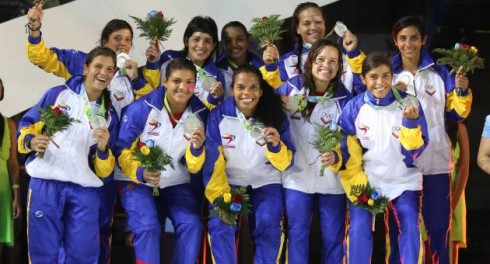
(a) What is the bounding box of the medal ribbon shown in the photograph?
[80,85,106,120]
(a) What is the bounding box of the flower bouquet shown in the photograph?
[309,123,343,176]
[37,105,81,158]
[433,43,484,75]
[250,14,286,61]
[350,183,389,215]
[350,182,389,231]
[132,140,174,196]
[210,187,251,225]
[130,10,176,60]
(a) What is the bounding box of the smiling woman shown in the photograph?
[17,46,119,264]
[203,64,294,263]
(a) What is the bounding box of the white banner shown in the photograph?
[0,0,335,117]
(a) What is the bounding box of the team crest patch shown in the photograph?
[320,112,334,126]
[58,102,71,114]
[392,126,401,139]
[222,133,236,148]
[425,85,436,95]
[147,119,161,136]
[290,111,301,120]
[359,124,370,140]
[113,89,125,101]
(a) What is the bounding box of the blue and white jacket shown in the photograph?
[276,75,352,194]
[116,87,209,188]
[17,76,118,187]
[203,97,294,203]
[339,90,429,201]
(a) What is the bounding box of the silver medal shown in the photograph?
[90,115,107,129]
[287,96,300,112]
[183,115,203,134]
[250,123,265,141]
[201,75,217,92]
[396,71,416,96]
[334,21,348,37]
[116,52,131,75]
[401,95,419,108]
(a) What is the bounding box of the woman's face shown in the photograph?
[361,64,393,99]
[103,28,132,54]
[296,7,326,45]
[83,55,116,94]
[311,46,340,86]
[232,72,262,117]
[394,26,427,61]
[163,69,196,107]
[223,26,249,64]
[186,32,216,66]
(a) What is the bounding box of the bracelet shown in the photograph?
[12,184,20,190]
[25,22,42,33]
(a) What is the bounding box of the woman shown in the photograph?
[26,4,156,262]
[142,16,226,109]
[117,58,209,264]
[276,39,351,263]
[385,16,472,264]
[216,21,264,94]
[0,78,22,260]
[17,46,119,263]
[204,64,294,263]
[261,2,354,93]
[339,53,428,264]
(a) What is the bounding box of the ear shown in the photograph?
[360,75,367,86]
[184,37,189,47]
[421,35,428,46]
[83,64,88,76]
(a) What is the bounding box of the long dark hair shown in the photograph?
[84,46,116,119]
[301,39,343,121]
[100,19,134,46]
[231,65,285,131]
[182,16,219,63]
[291,2,326,75]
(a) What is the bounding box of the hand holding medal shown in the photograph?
[262,127,280,147]
[183,114,205,149]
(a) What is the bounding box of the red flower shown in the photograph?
[137,141,146,148]
[262,16,268,21]
[157,11,164,18]
[231,194,242,203]
[460,44,470,49]
[53,106,62,116]
[358,193,369,204]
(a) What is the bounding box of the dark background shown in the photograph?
[1,0,490,263]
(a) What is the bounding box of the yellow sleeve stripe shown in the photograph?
[134,83,154,100]
[260,65,283,89]
[339,135,368,202]
[329,145,343,173]
[142,67,161,90]
[17,121,45,154]
[204,146,230,204]
[399,126,424,151]
[26,39,71,80]
[345,51,366,74]
[446,89,473,118]
[265,141,293,172]
[93,150,115,178]
[118,139,143,183]
[204,100,218,111]
[186,145,206,174]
